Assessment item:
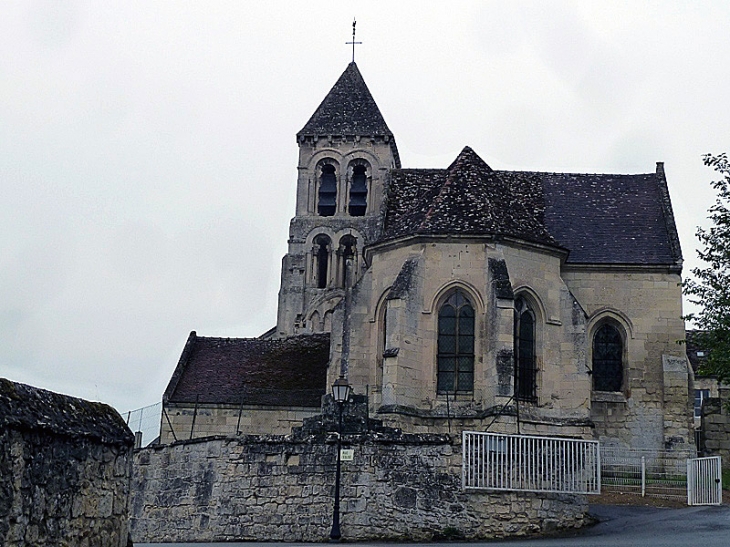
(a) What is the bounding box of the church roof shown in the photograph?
[298,62,394,139]
[382,147,558,247]
[540,169,681,265]
[381,149,681,266]
[164,332,330,407]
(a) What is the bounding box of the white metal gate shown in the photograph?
[687,456,722,506]
[462,431,601,494]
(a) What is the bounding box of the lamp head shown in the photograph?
[332,377,352,403]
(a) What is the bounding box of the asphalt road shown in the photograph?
[137,504,730,547]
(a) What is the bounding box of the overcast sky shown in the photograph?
[2,1,729,414]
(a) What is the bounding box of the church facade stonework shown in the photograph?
[162,62,693,453]
[272,62,691,452]
[143,60,696,542]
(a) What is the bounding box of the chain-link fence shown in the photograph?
[122,402,162,448]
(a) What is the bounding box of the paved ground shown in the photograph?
[137,504,730,547]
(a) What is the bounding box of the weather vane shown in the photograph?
[346,18,362,63]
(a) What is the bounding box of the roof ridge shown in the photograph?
[510,169,655,177]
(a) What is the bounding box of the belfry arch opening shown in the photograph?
[348,164,368,216]
[313,234,331,289]
[318,164,337,217]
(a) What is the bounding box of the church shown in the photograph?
[160,62,694,455]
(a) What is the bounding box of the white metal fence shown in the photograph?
[687,456,722,506]
[462,431,601,494]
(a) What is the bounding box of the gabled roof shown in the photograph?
[380,148,682,267]
[164,332,330,407]
[540,167,682,265]
[298,62,394,139]
[382,147,557,247]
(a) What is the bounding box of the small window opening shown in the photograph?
[592,323,623,392]
[318,164,337,217]
[348,165,368,216]
[694,389,711,418]
[314,235,330,289]
[339,235,357,287]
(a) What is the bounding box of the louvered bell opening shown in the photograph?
[348,192,367,216]
[318,193,336,216]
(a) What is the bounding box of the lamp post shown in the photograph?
[330,377,351,542]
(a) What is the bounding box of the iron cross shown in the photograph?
[346,18,362,62]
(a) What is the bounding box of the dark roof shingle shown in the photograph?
[164,333,330,407]
[379,147,681,266]
[541,171,680,264]
[298,62,393,139]
[382,147,557,247]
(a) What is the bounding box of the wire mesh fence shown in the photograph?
[122,402,162,448]
[600,446,688,499]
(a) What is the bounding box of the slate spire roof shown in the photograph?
[298,62,395,139]
[382,146,557,247]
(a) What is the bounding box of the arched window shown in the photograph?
[592,323,623,392]
[318,164,337,216]
[348,164,368,216]
[313,235,331,289]
[514,297,537,403]
[339,235,357,287]
[437,290,475,393]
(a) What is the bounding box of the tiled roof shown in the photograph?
[298,62,394,139]
[380,147,681,266]
[382,147,557,247]
[541,170,680,265]
[164,332,330,407]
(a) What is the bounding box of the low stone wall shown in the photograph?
[700,389,730,465]
[161,402,320,443]
[131,433,589,542]
[0,378,134,546]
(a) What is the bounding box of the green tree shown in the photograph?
[684,153,730,382]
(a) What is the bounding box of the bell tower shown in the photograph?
[276,62,400,337]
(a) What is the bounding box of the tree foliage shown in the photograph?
[684,153,730,382]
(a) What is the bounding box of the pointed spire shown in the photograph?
[446,146,493,174]
[382,146,556,246]
[298,63,394,139]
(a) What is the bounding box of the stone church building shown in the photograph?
[161,62,694,455]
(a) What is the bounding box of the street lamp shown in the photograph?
[330,377,351,542]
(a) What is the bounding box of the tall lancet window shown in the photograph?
[318,164,337,216]
[514,297,537,403]
[437,290,475,393]
[348,165,368,216]
[313,234,331,289]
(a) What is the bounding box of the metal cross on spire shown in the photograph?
[346,18,362,63]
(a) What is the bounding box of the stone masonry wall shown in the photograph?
[700,388,730,466]
[131,433,589,542]
[161,402,321,443]
[0,378,134,547]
